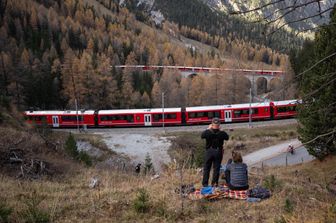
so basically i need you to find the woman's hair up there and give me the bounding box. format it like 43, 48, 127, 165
232, 151, 243, 163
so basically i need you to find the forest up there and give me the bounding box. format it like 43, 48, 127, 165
0, 0, 288, 111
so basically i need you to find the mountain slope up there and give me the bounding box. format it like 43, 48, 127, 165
204, 0, 334, 31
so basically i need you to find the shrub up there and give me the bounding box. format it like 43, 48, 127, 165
20, 193, 50, 223
65, 134, 94, 167
284, 198, 294, 213
170, 134, 204, 167
274, 216, 286, 223
154, 199, 168, 217
144, 153, 154, 174
65, 133, 79, 158
133, 188, 150, 213
0, 202, 12, 223
263, 175, 282, 191
78, 151, 92, 167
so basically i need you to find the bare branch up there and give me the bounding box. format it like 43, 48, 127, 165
303, 75, 336, 99
302, 128, 336, 146
296, 51, 336, 78
293, 22, 336, 36
260, 0, 319, 25
267, 7, 334, 35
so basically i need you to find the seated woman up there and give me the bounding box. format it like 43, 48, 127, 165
225, 151, 249, 190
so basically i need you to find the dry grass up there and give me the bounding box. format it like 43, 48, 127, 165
1, 155, 335, 223
167, 123, 298, 165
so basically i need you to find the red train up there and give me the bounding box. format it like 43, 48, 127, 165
24, 100, 299, 128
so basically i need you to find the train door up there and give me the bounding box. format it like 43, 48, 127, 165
224, 110, 232, 122
52, 116, 59, 127
144, 114, 152, 126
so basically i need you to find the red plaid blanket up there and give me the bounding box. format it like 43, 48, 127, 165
188, 185, 247, 201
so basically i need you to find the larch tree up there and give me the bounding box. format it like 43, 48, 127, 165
151, 81, 161, 108
189, 75, 205, 106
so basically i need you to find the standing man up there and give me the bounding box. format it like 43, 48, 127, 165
201, 117, 229, 187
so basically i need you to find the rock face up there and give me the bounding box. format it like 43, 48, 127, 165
133, 0, 334, 31
201, 0, 334, 31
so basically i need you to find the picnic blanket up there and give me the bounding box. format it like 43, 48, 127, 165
188, 184, 248, 201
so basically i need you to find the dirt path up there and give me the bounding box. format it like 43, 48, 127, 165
97, 132, 171, 172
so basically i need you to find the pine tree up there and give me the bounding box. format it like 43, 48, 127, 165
297, 6, 336, 159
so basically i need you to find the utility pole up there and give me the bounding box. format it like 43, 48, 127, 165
162, 92, 165, 132
75, 98, 79, 132
249, 87, 252, 128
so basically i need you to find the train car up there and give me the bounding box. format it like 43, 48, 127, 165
226, 102, 271, 122
272, 100, 299, 119
97, 108, 182, 127
185, 105, 223, 125
24, 110, 96, 127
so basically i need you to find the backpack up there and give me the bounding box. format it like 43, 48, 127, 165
247, 186, 271, 199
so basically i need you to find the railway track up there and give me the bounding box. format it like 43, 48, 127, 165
57, 119, 297, 134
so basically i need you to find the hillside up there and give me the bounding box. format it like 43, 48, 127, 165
127, 0, 307, 52
1, 140, 335, 222
0, 0, 292, 112
204, 0, 333, 31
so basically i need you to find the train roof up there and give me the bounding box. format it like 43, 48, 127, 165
186, 102, 270, 112
98, 107, 181, 115
273, 100, 299, 106
25, 110, 95, 115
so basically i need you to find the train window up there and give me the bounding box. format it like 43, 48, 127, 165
167, 113, 177, 119
196, 112, 208, 118
253, 108, 258, 114
126, 115, 134, 122
278, 106, 296, 113
33, 116, 46, 121
234, 110, 241, 117
153, 114, 160, 122
214, 112, 220, 118
153, 113, 177, 121
188, 112, 196, 118
100, 115, 134, 122
62, 116, 83, 122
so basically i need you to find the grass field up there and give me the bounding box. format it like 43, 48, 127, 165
1, 121, 335, 223
1, 155, 335, 222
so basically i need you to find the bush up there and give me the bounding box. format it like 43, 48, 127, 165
65, 133, 79, 158
263, 175, 282, 191
133, 188, 150, 213
64, 133, 92, 167
284, 198, 294, 213
78, 151, 92, 167
274, 216, 286, 223
154, 199, 168, 217
170, 134, 204, 168
20, 193, 50, 223
0, 202, 12, 223
144, 153, 154, 174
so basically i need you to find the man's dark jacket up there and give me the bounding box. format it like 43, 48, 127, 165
201, 129, 229, 150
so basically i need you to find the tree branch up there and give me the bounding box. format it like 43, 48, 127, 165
302, 128, 336, 146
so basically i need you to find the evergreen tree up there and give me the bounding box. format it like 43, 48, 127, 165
144, 152, 154, 174
296, 6, 336, 159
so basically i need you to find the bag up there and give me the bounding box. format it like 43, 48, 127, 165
247, 186, 271, 199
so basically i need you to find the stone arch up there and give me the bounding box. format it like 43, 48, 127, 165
269, 77, 282, 92
256, 77, 268, 94
188, 73, 198, 78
